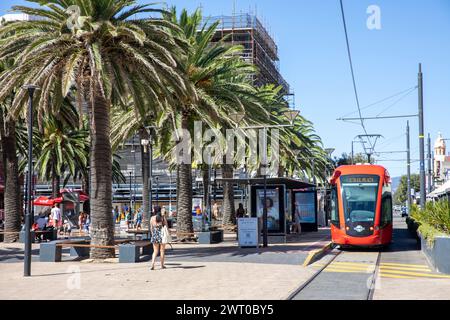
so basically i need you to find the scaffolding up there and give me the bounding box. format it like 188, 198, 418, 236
203, 14, 290, 95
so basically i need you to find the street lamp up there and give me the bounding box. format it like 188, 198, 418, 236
22, 84, 39, 277
230, 110, 300, 248
155, 176, 159, 207
131, 138, 137, 212
129, 171, 133, 213
142, 125, 156, 236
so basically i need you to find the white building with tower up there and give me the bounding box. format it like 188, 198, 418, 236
434, 133, 450, 185
428, 133, 450, 200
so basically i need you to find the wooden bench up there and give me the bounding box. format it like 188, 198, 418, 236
40, 238, 132, 262
125, 229, 150, 240
40, 239, 90, 262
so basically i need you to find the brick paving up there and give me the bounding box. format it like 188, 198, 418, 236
0, 229, 329, 300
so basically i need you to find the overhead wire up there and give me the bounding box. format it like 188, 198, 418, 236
376, 86, 417, 117
340, 85, 418, 118
339, 0, 375, 155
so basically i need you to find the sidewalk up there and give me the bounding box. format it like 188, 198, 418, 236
0, 229, 330, 300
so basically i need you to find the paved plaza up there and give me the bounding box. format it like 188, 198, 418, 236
1, 224, 450, 300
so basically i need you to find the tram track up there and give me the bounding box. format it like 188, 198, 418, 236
288, 247, 382, 300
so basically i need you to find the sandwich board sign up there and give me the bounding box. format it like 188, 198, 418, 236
238, 218, 259, 248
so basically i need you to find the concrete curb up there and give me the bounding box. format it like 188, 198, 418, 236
302, 241, 335, 267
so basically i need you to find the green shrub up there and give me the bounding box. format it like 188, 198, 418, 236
409, 201, 450, 245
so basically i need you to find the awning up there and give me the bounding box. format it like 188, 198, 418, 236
428, 180, 450, 198
33, 196, 56, 206
217, 177, 315, 190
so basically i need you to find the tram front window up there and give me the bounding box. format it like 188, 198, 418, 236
340, 175, 380, 223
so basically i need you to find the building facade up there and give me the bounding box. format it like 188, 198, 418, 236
434, 133, 450, 186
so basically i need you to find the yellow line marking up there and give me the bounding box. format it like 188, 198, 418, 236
332, 262, 373, 267
326, 267, 371, 272
380, 274, 416, 279
380, 262, 430, 268
380, 266, 432, 272
380, 269, 450, 279
325, 265, 374, 271
324, 268, 368, 273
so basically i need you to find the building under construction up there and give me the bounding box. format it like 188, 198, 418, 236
203, 14, 291, 95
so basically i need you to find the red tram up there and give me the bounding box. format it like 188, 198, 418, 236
329, 164, 393, 247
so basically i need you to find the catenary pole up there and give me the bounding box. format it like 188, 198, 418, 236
418, 64, 426, 208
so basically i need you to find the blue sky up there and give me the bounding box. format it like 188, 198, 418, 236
1, 0, 449, 178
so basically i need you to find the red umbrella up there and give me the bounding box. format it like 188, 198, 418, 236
54, 197, 63, 203
33, 196, 55, 207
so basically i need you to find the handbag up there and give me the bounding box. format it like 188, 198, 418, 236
161, 225, 172, 244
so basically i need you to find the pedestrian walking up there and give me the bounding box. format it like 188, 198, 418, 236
212, 201, 220, 220
126, 209, 133, 229
84, 214, 91, 233
78, 211, 86, 234
51, 203, 61, 233
292, 202, 302, 235
135, 208, 143, 230
150, 212, 169, 270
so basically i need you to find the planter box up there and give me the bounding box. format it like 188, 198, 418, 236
420, 234, 450, 274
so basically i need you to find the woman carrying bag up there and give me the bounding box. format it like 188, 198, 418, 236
150, 212, 171, 270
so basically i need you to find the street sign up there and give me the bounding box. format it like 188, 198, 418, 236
238, 218, 260, 248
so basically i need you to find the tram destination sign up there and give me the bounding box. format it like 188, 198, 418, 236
341, 175, 379, 184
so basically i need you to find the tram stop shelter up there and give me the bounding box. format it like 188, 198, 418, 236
219, 177, 318, 244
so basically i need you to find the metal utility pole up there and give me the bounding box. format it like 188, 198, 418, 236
23, 84, 38, 277
406, 121, 412, 210
351, 141, 354, 164
418, 64, 426, 208
129, 171, 132, 213
427, 133, 432, 194
262, 128, 268, 248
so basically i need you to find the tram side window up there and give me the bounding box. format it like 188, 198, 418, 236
381, 194, 393, 227
330, 187, 339, 227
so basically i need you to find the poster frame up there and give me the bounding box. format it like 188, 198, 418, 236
292, 189, 318, 232
250, 184, 286, 234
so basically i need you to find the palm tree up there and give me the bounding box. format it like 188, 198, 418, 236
0, 1, 193, 258
160, 8, 265, 239
34, 111, 89, 198
111, 103, 155, 226
0, 59, 22, 243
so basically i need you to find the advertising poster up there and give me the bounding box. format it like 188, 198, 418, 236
294, 192, 316, 223
238, 218, 259, 247
192, 198, 203, 216
256, 188, 280, 232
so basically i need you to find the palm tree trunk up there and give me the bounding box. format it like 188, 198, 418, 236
202, 165, 210, 220
139, 128, 150, 228
222, 162, 235, 226
51, 174, 60, 199
176, 114, 193, 240
1, 117, 21, 243
89, 87, 114, 259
